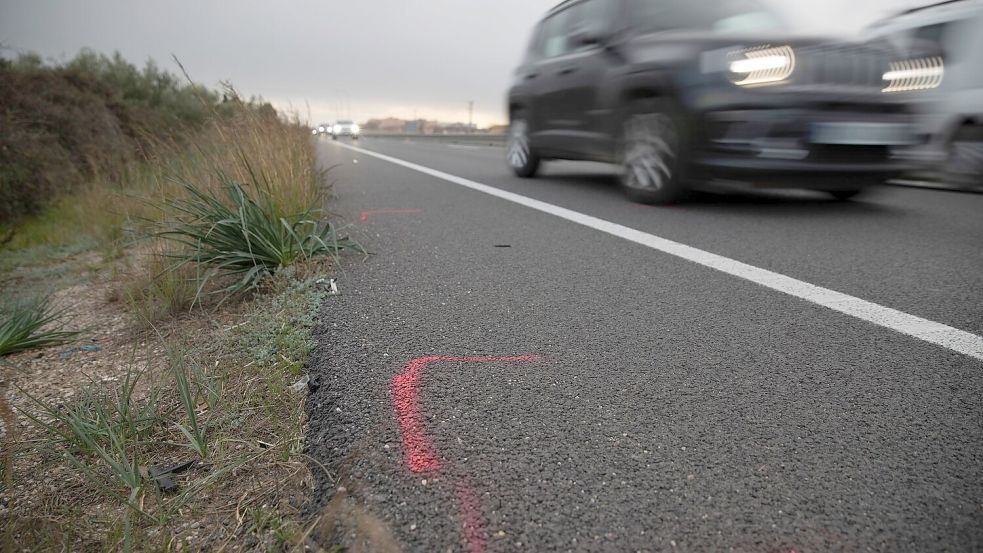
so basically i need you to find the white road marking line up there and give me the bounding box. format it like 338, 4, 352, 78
889, 179, 983, 194
334, 141, 983, 361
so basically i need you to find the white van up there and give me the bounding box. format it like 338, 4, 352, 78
866, 0, 983, 188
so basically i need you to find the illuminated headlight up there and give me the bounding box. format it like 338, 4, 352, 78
318, 126, 325, 133
882, 57, 944, 93
333, 125, 341, 134
312, 129, 318, 135
352, 124, 360, 134
727, 46, 795, 87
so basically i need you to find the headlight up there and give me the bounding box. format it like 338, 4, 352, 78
727, 45, 795, 87
318, 126, 325, 132
312, 129, 318, 135
882, 57, 944, 93
352, 124, 360, 134
333, 126, 340, 133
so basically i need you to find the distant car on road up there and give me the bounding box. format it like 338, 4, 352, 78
865, 0, 983, 189
315, 123, 331, 136
332, 120, 361, 140
507, 0, 925, 203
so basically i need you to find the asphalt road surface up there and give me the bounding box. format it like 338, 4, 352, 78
305, 137, 983, 553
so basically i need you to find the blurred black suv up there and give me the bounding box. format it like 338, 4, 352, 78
507, 0, 925, 203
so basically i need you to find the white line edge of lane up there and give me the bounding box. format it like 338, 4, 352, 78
335, 141, 983, 361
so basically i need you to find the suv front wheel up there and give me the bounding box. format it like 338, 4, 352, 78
507, 115, 540, 178
620, 99, 689, 204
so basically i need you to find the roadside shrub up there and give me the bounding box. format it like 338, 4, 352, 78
0, 64, 132, 221
0, 49, 238, 225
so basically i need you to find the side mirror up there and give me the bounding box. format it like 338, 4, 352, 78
570, 24, 607, 47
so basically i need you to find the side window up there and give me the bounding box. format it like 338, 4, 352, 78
566, 2, 590, 52
540, 0, 617, 58
581, 0, 615, 32
569, 0, 616, 51
541, 9, 573, 58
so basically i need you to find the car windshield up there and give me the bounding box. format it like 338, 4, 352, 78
631, 0, 784, 33
338, 120, 354, 125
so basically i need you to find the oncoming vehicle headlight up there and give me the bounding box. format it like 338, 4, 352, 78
333, 125, 341, 134
352, 124, 360, 134
882, 57, 944, 93
727, 45, 795, 87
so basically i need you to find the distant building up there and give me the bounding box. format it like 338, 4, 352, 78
362, 117, 490, 134
363, 117, 405, 133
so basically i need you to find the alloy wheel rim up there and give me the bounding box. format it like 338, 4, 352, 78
622, 114, 679, 190
507, 120, 532, 169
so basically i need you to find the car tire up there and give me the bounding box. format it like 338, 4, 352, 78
942, 124, 983, 190
332, 135, 338, 141
619, 99, 691, 204
828, 189, 863, 201
507, 113, 540, 178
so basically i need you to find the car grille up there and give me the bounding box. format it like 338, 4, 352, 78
792, 45, 892, 92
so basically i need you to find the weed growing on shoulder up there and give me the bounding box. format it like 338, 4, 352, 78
156, 168, 361, 304
0, 295, 79, 357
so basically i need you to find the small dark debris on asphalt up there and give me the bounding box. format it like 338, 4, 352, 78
149, 460, 197, 494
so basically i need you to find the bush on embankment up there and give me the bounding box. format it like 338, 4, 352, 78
0, 50, 276, 225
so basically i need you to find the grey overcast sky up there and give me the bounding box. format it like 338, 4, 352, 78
1, 0, 917, 127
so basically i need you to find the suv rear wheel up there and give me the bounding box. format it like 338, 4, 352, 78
943, 124, 983, 189
620, 99, 689, 204
507, 114, 540, 178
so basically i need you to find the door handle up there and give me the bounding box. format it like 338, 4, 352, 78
558, 67, 577, 75
525, 73, 539, 80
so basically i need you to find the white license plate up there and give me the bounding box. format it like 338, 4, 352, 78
810, 122, 916, 146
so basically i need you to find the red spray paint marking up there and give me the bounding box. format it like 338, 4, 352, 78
390, 355, 542, 474
456, 479, 486, 553
391, 355, 801, 553
390, 355, 544, 553
359, 208, 423, 222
